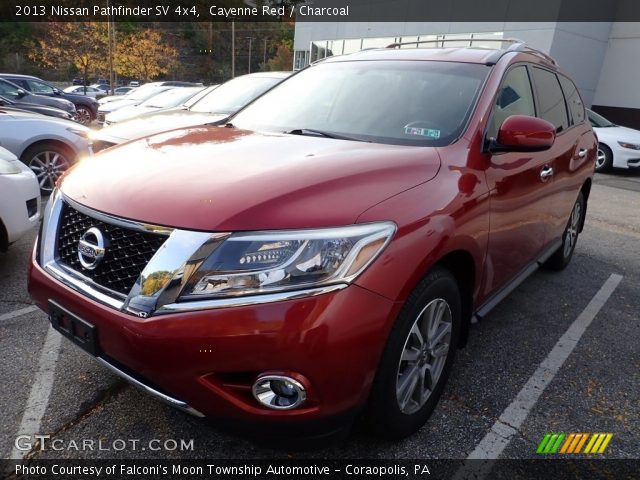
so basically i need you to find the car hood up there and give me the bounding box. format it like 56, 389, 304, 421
98, 98, 140, 113
26, 94, 75, 112
92, 110, 227, 143
61, 126, 441, 231
594, 125, 640, 144
0, 108, 79, 127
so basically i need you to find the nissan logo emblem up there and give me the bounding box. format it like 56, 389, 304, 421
78, 227, 107, 270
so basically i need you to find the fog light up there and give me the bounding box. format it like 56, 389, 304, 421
252, 375, 306, 410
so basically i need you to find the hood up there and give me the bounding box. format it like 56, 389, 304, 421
98, 98, 140, 113
61, 127, 441, 231
10, 103, 71, 119
105, 105, 167, 124
0, 108, 81, 128
26, 94, 75, 112
597, 125, 640, 143
92, 110, 226, 143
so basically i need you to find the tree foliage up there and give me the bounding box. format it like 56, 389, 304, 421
264, 40, 293, 71
115, 29, 179, 82
27, 22, 108, 82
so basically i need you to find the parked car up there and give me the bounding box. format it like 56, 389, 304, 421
0, 78, 76, 116
0, 74, 99, 125
0, 109, 90, 193
91, 72, 289, 150
113, 86, 134, 96
90, 84, 111, 93
98, 88, 138, 105
0, 146, 40, 251
129, 81, 140, 87
29, 43, 595, 441
587, 109, 640, 172
96, 84, 176, 123
104, 86, 204, 125
63, 85, 104, 98
0, 94, 74, 120
72, 77, 86, 86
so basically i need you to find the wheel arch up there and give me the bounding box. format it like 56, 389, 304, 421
434, 250, 475, 348
19, 138, 77, 163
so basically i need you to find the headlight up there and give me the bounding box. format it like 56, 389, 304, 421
618, 141, 640, 150
0, 158, 21, 175
180, 222, 396, 299
67, 127, 90, 139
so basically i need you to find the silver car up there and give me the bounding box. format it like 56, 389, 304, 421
0, 109, 90, 194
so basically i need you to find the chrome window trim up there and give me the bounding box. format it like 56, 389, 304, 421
155, 284, 348, 315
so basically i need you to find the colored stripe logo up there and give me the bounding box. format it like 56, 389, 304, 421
537, 433, 613, 454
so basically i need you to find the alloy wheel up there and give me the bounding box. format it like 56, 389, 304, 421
563, 201, 582, 258
28, 151, 70, 194
396, 298, 452, 415
74, 107, 92, 125
596, 149, 606, 169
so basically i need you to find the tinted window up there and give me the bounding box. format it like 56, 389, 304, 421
27, 79, 55, 94
0, 79, 21, 99
558, 75, 585, 125
232, 61, 489, 146
531, 67, 569, 132
487, 66, 535, 140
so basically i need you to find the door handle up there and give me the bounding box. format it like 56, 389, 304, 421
540, 166, 554, 181
578, 149, 587, 158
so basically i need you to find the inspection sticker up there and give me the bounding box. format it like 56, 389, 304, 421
404, 127, 441, 139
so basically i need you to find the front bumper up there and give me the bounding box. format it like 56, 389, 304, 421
612, 144, 640, 169
29, 251, 399, 426
0, 169, 40, 248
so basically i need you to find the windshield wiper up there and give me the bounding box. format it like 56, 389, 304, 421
286, 128, 368, 142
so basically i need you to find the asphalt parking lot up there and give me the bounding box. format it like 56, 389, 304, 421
1, 172, 638, 463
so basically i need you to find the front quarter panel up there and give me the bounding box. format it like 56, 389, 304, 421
355, 145, 490, 305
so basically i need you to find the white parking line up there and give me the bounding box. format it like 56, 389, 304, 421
455, 273, 623, 479
9, 325, 62, 460
0, 305, 39, 322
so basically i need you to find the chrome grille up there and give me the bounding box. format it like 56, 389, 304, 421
56, 202, 167, 296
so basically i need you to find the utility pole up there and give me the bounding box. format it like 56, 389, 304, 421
231, 21, 235, 78
247, 37, 253, 73
263, 38, 267, 66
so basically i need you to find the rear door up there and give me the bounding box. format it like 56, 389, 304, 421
529, 67, 593, 244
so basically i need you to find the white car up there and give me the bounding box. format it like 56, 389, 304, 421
63, 85, 104, 98
0, 109, 91, 194
0, 146, 40, 251
104, 86, 204, 125
96, 84, 175, 123
588, 109, 640, 172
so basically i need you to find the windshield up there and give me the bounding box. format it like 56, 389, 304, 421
189, 76, 284, 114
232, 61, 489, 146
127, 86, 170, 102
140, 87, 203, 108
587, 109, 614, 128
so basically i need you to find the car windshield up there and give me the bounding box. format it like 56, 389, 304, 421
140, 87, 203, 108
127, 86, 170, 102
232, 61, 489, 146
587, 109, 614, 128
189, 76, 284, 114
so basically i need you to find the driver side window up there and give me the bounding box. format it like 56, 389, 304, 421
27, 80, 55, 94
487, 66, 536, 140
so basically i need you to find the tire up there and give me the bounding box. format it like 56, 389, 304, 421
74, 106, 93, 125
543, 191, 585, 271
364, 267, 461, 440
595, 144, 613, 173
21, 143, 74, 195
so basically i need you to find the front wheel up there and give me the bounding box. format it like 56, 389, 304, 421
74, 106, 93, 125
544, 192, 585, 271
595, 144, 613, 173
21, 143, 74, 195
364, 267, 460, 440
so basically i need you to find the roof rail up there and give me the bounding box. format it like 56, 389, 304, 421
386, 37, 525, 49
386, 37, 557, 67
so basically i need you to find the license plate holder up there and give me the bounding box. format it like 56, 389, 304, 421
48, 300, 99, 356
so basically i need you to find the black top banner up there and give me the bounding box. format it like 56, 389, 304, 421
1, 0, 640, 22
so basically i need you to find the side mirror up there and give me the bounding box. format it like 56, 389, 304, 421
16, 89, 27, 99
491, 115, 556, 152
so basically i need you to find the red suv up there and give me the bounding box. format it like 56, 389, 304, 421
29, 41, 595, 441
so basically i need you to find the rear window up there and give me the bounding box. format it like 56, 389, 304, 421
531, 67, 569, 132
558, 74, 585, 125
232, 61, 490, 146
